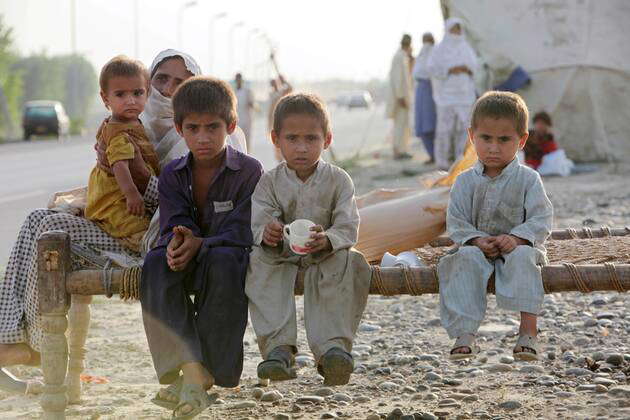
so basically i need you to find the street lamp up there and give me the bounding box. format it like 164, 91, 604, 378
134, 0, 139, 58
208, 12, 228, 75
245, 28, 261, 78
177, 0, 198, 50
228, 21, 245, 77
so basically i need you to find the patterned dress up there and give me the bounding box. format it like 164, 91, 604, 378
0, 178, 158, 352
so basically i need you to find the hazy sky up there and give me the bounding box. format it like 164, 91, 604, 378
0, 0, 444, 81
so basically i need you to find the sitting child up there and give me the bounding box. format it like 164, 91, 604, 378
438, 91, 553, 361
140, 77, 263, 418
246, 93, 371, 386
86, 55, 160, 252
523, 111, 558, 169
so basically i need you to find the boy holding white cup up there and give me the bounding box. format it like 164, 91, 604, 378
246, 93, 371, 386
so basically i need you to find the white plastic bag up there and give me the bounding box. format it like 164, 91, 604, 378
537, 149, 574, 177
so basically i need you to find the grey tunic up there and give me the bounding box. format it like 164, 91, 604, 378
437, 158, 553, 338
245, 161, 371, 361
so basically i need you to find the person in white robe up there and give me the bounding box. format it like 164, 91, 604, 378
428, 18, 478, 170
233, 73, 255, 151
386, 34, 414, 160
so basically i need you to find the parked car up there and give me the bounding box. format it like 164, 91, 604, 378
22, 100, 70, 140
347, 91, 374, 109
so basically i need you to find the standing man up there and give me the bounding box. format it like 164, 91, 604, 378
413, 32, 437, 164
386, 34, 414, 160
234, 73, 255, 151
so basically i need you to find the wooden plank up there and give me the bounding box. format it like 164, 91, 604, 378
66, 264, 630, 297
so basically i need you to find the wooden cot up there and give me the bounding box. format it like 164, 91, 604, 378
35, 227, 630, 419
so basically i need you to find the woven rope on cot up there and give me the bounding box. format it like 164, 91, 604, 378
582, 227, 593, 239
372, 266, 393, 296
432, 266, 439, 292
119, 266, 142, 301
101, 267, 113, 298
600, 225, 611, 237
604, 262, 626, 293
562, 262, 591, 293
566, 228, 578, 239
402, 266, 421, 295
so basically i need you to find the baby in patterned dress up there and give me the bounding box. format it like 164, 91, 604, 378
85, 56, 160, 252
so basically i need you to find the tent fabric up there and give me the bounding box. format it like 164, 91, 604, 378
441, 0, 630, 162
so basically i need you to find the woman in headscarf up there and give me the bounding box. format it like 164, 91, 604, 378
0, 49, 244, 395
428, 18, 478, 170
413, 32, 437, 164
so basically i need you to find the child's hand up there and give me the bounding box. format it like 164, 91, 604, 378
494, 234, 529, 254
305, 225, 332, 254
472, 236, 500, 259
167, 226, 185, 254
167, 226, 202, 271
263, 221, 284, 247
126, 191, 145, 217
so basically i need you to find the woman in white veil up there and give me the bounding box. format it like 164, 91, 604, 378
428, 18, 478, 170
141, 49, 247, 167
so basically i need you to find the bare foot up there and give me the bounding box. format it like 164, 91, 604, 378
0, 343, 36, 366
515, 311, 538, 353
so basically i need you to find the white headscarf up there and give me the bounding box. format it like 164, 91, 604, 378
413, 34, 434, 81
140, 49, 247, 168
427, 18, 478, 106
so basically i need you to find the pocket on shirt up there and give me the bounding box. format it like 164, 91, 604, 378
497, 202, 524, 223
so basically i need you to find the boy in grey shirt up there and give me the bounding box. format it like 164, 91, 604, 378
438, 91, 553, 361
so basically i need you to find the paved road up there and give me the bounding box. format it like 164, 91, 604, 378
0, 105, 389, 266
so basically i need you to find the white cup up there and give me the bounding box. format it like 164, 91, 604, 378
283, 219, 316, 255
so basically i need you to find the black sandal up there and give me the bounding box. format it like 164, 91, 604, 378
318, 348, 354, 386
257, 347, 296, 381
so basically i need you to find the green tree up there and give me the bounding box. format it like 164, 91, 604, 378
0, 15, 23, 139
14, 52, 97, 131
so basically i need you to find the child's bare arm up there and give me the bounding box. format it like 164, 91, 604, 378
112, 160, 145, 217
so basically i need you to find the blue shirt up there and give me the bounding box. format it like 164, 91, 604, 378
156, 145, 263, 260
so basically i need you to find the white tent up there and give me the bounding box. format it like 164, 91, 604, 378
441, 0, 630, 162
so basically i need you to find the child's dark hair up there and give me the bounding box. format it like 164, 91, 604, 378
273, 93, 331, 136
533, 111, 552, 126
99, 55, 149, 92
172, 76, 237, 126
470, 91, 529, 135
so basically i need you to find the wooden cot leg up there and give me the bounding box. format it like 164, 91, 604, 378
66, 294, 91, 404
38, 231, 71, 420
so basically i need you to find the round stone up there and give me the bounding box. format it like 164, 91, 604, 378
314, 387, 334, 397
498, 400, 522, 410
261, 390, 283, 402
606, 353, 624, 366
